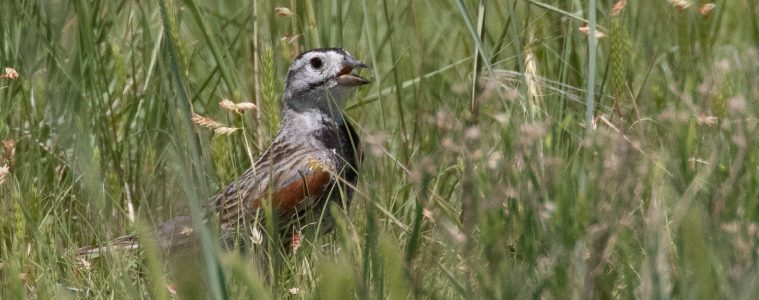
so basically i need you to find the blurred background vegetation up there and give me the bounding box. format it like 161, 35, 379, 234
1, 0, 759, 298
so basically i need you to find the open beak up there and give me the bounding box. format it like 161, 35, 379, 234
335, 57, 371, 86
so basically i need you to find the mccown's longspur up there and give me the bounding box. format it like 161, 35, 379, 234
78, 48, 370, 255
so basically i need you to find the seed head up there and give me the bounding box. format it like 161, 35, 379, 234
1, 67, 18, 79
275, 7, 293, 17
220, 98, 257, 113
670, 0, 692, 11
612, 0, 627, 16
698, 3, 716, 17
0, 165, 9, 186
579, 26, 606, 39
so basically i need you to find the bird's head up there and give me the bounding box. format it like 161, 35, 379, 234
282, 48, 370, 114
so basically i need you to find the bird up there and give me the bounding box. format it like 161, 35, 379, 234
78, 48, 370, 257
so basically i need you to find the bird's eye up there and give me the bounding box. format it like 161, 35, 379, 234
309, 57, 323, 69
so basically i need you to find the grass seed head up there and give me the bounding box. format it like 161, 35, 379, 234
179, 226, 193, 236
2, 140, 15, 169
699, 3, 716, 18
696, 113, 718, 126
1, 67, 18, 79
0, 165, 10, 185
579, 25, 606, 38
213, 127, 240, 135
275, 7, 293, 17
728, 96, 747, 116
612, 0, 627, 16
166, 285, 177, 297
220, 98, 258, 113
464, 126, 481, 141
249, 226, 263, 245
219, 99, 238, 112
487, 151, 503, 170
290, 233, 301, 252
75, 257, 92, 270
670, 0, 692, 11
192, 113, 225, 129
192, 113, 240, 135
364, 133, 389, 157
234, 102, 257, 111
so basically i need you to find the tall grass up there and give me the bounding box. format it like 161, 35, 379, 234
2, 0, 759, 298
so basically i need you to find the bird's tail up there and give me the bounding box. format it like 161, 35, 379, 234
76, 234, 140, 259
75, 215, 197, 259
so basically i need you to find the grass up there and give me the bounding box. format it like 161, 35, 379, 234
2, 0, 759, 298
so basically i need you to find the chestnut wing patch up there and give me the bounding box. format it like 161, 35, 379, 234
214, 150, 336, 226
249, 169, 333, 213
